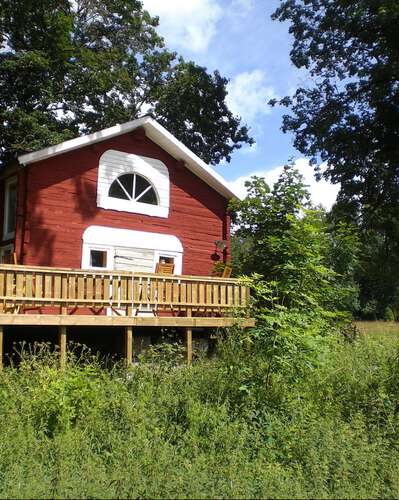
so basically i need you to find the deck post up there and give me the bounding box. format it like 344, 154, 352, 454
59, 326, 67, 369
185, 309, 193, 366
125, 325, 133, 366
0, 325, 3, 371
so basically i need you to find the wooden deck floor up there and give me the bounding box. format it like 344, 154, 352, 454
0, 314, 255, 328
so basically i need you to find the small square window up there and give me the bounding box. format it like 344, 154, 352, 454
90, 250, 107, 268
159, 256, 174, 264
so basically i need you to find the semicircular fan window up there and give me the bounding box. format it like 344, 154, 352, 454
108, 173, 158, 205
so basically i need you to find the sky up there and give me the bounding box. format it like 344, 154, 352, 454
142, 0, 339, 208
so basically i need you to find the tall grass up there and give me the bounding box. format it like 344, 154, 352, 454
0, 333, 398, 499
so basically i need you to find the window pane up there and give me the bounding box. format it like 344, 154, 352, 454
6, 182, 17, 235
90, 250, 107, 268
118, 174, 134, 197
159, 256, 174, 264
109, 173, 158, 205
139, 188, 158, 205
109, 174, 134, 200
134, 175, 151, 198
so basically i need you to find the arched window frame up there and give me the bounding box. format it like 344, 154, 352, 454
97, 150, 170, 218
108, 172, 159, 206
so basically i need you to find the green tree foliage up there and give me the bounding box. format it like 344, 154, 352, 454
272, 0, 399, 319
271, 0, 399, 216
0, 0, 252, 166
231, 164, 358, 313
231, 165, 359, 375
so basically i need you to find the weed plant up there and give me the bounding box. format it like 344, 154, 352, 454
0, 332, 398, 499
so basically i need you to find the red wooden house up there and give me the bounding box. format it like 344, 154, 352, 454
0, 116, 253, 366
0, 115, 234, 275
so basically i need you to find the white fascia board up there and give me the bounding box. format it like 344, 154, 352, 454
143, 120, 241, 200
18, 116, 150, 166
18, 116, 241, 200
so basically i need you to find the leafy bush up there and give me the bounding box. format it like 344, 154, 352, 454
0, 335, 398, 499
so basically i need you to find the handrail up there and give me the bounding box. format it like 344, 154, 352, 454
0, 264, 238, 283
0, 264, 249, 316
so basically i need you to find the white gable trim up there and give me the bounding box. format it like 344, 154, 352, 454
82, 225, 183, 252
17, 116, 240, 200
97, 150, 170, 218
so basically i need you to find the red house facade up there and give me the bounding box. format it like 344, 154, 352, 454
0, 116, 236, 276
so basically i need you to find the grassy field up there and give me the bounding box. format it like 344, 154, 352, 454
356, 320, 399, 337
0, 330, 398, 499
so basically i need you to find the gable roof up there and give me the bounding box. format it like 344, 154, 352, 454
17, 116, 239, 200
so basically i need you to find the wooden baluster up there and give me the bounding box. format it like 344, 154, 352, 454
199, 283, 205, 308
35, 274, 43, 301
191, 282, 197, 311
61, 274, 68, 315
220, 284, 226, 308
234, 285, 240, 307
165, 279, 172, 304
120, 276, 127, 310
206, 283, 212, 312
54, 274, 61, 308
180, 282, 187, 309
127, 277, 133, 316
173, 282, 180, 312
227, 285, 233, 308
77, 275, 85, 306
241, 285, 250, 310
86, 275, 94, 306
158, 279, 164, 307
213, 284, 219, 311
45, 273, 52, 301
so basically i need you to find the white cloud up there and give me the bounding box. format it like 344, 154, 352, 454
231, 0, 255, 14
226, 70, 276, 123
228, 159, 340, 210
142, 0, 222, 53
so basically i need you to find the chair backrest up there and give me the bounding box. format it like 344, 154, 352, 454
221, 265, 232, 278
1, 251, 17, 265
155, 262, 175, 275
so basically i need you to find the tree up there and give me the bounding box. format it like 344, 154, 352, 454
230, 164, 358, 313
0, 0, 252, 167
231, 166, 356, 378
230, 164, 310, 278
153, 60, 253, 165
271, 0, 399, 218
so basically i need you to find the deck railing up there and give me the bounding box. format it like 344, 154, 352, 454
0, 264, 250, 316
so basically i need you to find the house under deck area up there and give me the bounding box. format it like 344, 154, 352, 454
0, 264, 255, 367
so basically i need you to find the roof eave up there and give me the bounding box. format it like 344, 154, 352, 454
17, 116, 241, 200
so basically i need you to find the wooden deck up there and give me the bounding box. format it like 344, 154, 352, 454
0, 264, 254, 367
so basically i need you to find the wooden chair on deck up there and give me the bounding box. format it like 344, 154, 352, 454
155, 262, 175, 275
1, 252, 17, 265
221, 265, 232, 278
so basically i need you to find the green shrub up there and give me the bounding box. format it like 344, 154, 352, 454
0, 336, 398, 499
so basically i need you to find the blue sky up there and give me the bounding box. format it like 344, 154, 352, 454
142, 0, 339, 208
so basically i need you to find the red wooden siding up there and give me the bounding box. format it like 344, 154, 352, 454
14, 129, 230, 276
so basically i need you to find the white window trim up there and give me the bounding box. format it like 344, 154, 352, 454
3, 176, 17, 240
81, 244, 115, 271
97, 150, 170, 218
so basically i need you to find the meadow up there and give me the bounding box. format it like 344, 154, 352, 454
0, 323, 398, 499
